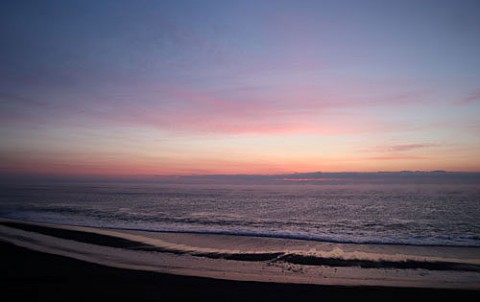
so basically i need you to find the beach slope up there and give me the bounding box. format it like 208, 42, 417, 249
1, 218, 480, 301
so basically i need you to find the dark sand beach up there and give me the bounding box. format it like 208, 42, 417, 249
1, 219, 480, 301
2, 241, 480, 302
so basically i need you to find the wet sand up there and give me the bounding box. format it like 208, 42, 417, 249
1, 218, 480, 301
3, 241, 480, 302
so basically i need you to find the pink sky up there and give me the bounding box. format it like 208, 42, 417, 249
1, 1, 480, 176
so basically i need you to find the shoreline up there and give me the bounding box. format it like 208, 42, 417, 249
2, 219, 480, 272
1, 217, 480, 291
95, 227, 480, 249
3, 241, 480, 301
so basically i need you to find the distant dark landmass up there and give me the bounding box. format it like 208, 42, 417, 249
155, 171, 480, 185
2, 171, 480, 185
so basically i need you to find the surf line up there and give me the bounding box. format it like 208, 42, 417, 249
2, 221, 479, 272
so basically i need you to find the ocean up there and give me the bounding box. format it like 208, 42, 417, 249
1, 174, 479, 248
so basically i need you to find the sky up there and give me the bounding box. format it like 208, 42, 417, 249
1, 0, 480, 176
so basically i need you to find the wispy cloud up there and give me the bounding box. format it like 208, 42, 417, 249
385, 144, 435, 152
0, 92, 51, 124
358, 143, 439, 162
77, 87, 383, 136
365, 156, 428, 161
362, 143, 437, 153
459, 89, 480, 104
1, 83, 437, 138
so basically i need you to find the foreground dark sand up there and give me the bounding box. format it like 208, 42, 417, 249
2, 241, 480, 302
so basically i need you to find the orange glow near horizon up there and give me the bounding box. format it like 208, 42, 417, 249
2, 138, 479, 176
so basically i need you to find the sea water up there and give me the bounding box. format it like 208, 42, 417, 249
1, 179, 479, 247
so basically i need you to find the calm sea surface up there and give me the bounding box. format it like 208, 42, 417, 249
1, 180, 479, 247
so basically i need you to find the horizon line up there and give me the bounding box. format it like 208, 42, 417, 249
2, 170, 480, 179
